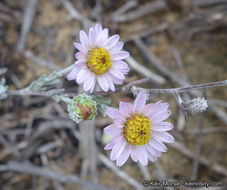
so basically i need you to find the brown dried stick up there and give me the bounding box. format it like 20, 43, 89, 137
113, 0, 168, 23
133, 39, 227, 124
169, 141, 227, 176
17, 0, 39, 52
0, 161, 115, 190
99, 153, 144, 190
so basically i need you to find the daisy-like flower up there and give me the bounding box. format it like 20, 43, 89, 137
67, 24, 130, 93
104, 92, 174, 166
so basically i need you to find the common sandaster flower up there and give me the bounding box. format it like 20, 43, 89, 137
104, 92, 174, 166
67, 24, 130, 92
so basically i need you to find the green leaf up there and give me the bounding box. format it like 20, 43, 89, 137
93, 95, 111, 116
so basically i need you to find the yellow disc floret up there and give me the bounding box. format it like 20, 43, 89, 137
87, 48, 112, 75
124, 114, 151, 146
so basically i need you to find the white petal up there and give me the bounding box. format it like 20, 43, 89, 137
151, 122, 173, 132
83, 71, 95, 91
106, 107, 124, 120
147, 151, 157, 162
75, 52, 86, 61
150, 110, 171, 123
104, 73, 115, 91
119, 102, 133, 118
109, 73, 123, 85
95, 24, 102, 34
76, 69, 88, 84
73, 42, 87, 54
145, 144, 161, 158
130, 145, 139, 162
67, 67, 79, 81
149, 138, 167, 152
110, 140, 126, 161
152, 131, 174, 143
104, 35, 120, 50
79, 31, 89, 48
97, 28, 109, 46
104, 124, 122, 136
108, 42, 124, 54
97, 75, 108, 92
88, 27, 96, 47
138, 146, 148, 166
111, 51, 129, 61
116, 144, 130, 166
133, 92, 147, 113
109, 67, 125, 80
104, 142, 114, 150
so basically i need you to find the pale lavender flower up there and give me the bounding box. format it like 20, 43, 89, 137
67, 24, 130, 92
104, 92, 174, 166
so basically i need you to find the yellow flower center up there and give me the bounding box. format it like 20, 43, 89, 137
87, 48, 112, 75
124, 114, 151, 146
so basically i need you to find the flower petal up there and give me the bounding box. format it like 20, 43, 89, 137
104, 124, 122, 136
147, 151, 157, 162
150, 110, 171, 123
133, 92, 147, 113
95, 23, 102, 34
113, 119, 125, 128
111, 51, 129, 61
151, 122, 173, 132
149, 138, 167, 152
97, 75, 109, 92
109, 73, 123, 85
104, 142, 114, 150
145, 101, 162, 117
76, 69, 88, 84
145, 144, 162, 158
74, 42, 87, 54
110, 140, 126, 161
116, 144, 130, 166
108, 67, 125, 80
141, 103, 155, 116
106, 108, 123, 119
104, 73, 115, 91
152, 131, 174, 143
89, 27, 96, 47
89, 80, 96, 93
130, 145, 139, 162
97, 28, 109, 46
108, 42, 124, 54
112, 61, 130, 74
104, 34, 120, 50
79, 31, 89, 48
138, 146, 148, 166
83, 71, 95, 92
67, 67, 79, 81
110, 134, 124, 144
119, 102, 133, 118
75, 52, 86, 61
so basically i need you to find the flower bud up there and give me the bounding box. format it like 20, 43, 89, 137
182, 97, 208, 114
67, 94, 96, 123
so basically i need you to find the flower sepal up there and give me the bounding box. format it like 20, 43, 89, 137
67, 94, 97, 123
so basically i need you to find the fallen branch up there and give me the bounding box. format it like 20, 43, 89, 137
16, 0, 39, 52
99, 153, 144, 190
169, 141, 227, 176
0, 161, 115, 190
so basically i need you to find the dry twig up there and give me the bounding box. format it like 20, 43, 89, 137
17, 0, 39, 52
0, 161, 115, 190
169, 141, 227, 176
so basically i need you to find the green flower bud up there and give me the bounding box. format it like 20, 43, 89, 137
67, 94, 97, 123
